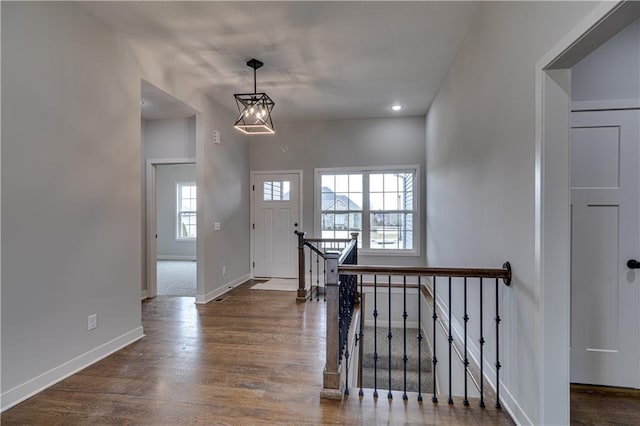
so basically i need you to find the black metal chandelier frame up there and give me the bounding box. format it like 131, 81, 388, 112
233, 59, 275, 135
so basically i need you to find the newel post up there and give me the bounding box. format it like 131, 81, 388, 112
321, 252, 343, 399
295, 231, 308, 301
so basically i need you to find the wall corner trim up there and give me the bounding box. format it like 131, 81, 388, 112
1, 326, 145, 412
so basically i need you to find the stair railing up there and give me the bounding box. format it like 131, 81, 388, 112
320, 238, 359, 399
295, 231, 358, 301
322, 261, 512, 411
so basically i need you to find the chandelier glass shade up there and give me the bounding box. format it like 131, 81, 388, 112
233, 59, 275, 135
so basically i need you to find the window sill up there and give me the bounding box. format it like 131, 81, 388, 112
175, 238, 196, 242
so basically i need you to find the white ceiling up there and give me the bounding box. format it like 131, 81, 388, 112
82, 1, 479, 121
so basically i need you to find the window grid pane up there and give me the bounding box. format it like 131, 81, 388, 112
318, 170, 415, 252
263, 180, 291, 201
178, 183, 197, 239
320, 173, 363, 248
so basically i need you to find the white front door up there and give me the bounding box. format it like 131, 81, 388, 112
570, 109, 640, 388
252, 172, 301, 278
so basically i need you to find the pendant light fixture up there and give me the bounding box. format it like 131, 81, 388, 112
233, 58, 275, 135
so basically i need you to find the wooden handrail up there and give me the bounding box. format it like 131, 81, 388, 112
303, 241, 326, 258
338, 262, 511, 285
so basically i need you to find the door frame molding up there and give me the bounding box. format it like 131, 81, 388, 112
146, 158, 196, 298
535, 1, 639, 424
249, 169, 303, 278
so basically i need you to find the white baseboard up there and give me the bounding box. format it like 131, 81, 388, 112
195, 273, 251, 304
1, 326, 144, 412
141, 290, 148, 300
157, 255, 196, 261
499, 380, 534, 426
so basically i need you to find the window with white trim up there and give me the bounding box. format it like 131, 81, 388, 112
177, 182, 196, 240
316, 166, 418, 254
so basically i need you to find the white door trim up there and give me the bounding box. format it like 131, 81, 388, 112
145, 158, 196, 298
535, 1, 639, 424
249, 170, 303, 278
572, 98, 640, 111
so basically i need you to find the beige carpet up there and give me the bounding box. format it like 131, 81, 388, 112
250, 278, 299, 292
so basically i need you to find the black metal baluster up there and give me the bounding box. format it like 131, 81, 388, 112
316, 251, 320, 302
323, 253, 327, 302
417, 276, 423, 402
432, 276, 438, 403
463, 277, 469, 406
359, 274, 364, 397
448, 276, 453, 405
310, 248, 316, 301
388, 275, 393, 400
479, 277, 485, 408
402, 275, 408, 401
373, 275, 378, 399
344, 347, 350, 396
495, 277, 502, 410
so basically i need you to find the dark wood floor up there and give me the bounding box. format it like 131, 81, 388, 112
571, 384, 640, 425
2, 280, 512, 425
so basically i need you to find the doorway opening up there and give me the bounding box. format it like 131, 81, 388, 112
141, 80, 199, 300
155, 163, 197, 297
536, 2, 640, 424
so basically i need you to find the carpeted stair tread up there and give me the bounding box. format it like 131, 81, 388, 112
360, 326, 431, 370
359, 326, 434, 393
361, 353, 432, 371
360, 367, 433, 394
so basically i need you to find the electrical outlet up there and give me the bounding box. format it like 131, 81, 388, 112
222, 266, 227, 275
213, 130, 221, 145
88, 314, 97, 331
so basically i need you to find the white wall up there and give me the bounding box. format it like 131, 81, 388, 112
156, 164, 196, 259
424, 2, 598, 424
1, 1, 251, 408
249, 117, 426, 267
143, 117, 196, 159
572, 18, 640, 102
1, 1, 143, 407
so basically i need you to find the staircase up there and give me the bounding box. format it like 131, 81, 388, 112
360, 326, 433, 393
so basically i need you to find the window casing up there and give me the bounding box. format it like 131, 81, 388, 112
176, 182, 196, 240
315, 166, 419, 255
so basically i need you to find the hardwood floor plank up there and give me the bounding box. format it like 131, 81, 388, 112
2, 281, 512, 425
570, 384, 640, 425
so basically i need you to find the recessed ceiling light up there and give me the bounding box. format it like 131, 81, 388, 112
391, 105, 402, 111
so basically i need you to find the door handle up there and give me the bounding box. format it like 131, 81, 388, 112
627, 259, 640, 269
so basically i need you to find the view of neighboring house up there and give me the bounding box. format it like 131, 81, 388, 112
321, 187, 362, 232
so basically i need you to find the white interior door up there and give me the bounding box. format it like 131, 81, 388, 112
253, 172, 301, 278
570, 109, 640, 388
